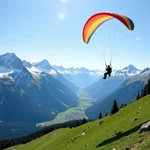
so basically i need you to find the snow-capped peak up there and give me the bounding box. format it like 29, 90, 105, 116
33, 60, 59, 76
139, 67, 150, 76
0, 53, 23, 70
52, 65, 104, 76
26, 66, 42, 78
33, 59, 53, 73
114, 64, 141, 77
122, 64, 138, 73
0, 53, 32, 83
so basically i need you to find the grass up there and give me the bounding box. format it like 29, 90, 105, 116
6, 94, 150, 150
138, 134, 150, 150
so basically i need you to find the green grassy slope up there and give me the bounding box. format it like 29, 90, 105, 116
6, 95, 150, 150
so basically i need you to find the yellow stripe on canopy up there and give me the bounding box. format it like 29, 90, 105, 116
82, 12, 134, 44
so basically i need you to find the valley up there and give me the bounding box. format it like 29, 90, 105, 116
37, 88, 97, 126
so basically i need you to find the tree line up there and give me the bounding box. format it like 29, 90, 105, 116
98, 78, 150, 120
136, 79, 150, 100
0, 119, 92, 150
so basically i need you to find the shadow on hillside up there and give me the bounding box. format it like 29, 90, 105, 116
96, 124, 142, 148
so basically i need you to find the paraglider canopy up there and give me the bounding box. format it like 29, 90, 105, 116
82, 12, 134, 44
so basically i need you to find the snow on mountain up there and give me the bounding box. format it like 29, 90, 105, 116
139, 67, 150, 76
52, 66, 118, 77
114, 64, 141, 77
26, 66, 58, 79
0, 53, 33, 85
52, 66, 103, 87
22, 60, 48, 79
0, 66, 21, 75
0, 53, 23, 70
31, 60, 78, 91
89, 70, 104, 76
33, 60, 59, 76
26, 66, 42, 79
0, 53, 24, 80
1, 53, 146, 88
52, 65, 104, 76
0, 72, 11, 79
49, 69, 58, 75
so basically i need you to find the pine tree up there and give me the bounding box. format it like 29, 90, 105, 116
147, 79, 150, 95
120, 104, 124, 108
140, 89, 145, 98
136, 92, 140, 100
98, 112, 102, 119
144, 85, 147, 96
140, 79, 150, 98
110, 100, 119, 115
83, 117, 87, 124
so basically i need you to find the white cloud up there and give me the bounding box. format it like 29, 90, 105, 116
135, 37, 140, 41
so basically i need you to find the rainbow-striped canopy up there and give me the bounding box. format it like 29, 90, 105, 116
82, 12, 134, 44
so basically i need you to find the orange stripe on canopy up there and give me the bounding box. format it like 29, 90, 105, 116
82, 12, 134, 43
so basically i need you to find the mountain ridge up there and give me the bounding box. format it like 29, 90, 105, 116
0, 53, 79, 123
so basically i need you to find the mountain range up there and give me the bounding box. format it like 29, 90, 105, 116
52, 65, 103, 87
0, 53, 78, 123
23, 60, 78, 92
52, 64, 142, 87
1, 52, 149, 140
0, 53, 145, 123
84, 64, 141, 103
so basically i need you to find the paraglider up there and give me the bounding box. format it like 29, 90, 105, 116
103, 63, 112, 79
82, 11, 134, 79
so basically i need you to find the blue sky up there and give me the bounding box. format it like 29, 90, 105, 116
0, 0, 150, 70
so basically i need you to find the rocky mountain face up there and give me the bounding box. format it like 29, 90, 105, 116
0, 53, 78, 123
32, 60, 79, 92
